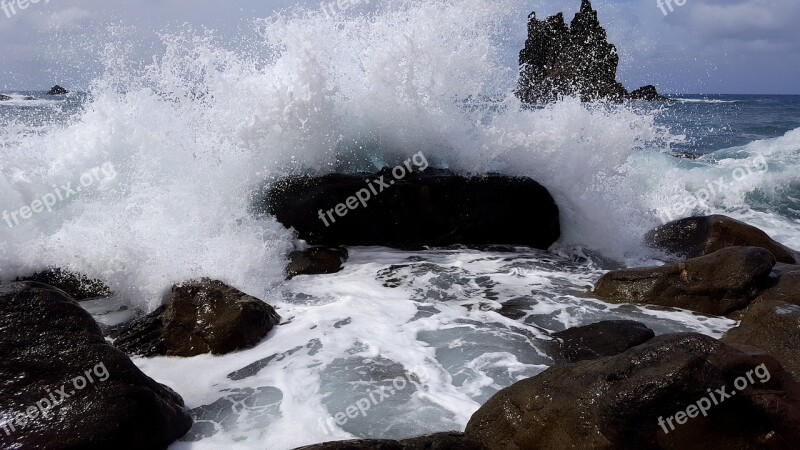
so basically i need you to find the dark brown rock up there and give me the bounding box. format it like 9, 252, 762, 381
466, 333, 800, 450
646, 215, 800, 264
113, 279, 281, 357
287, 247, 349, 279
758, 271, 800, 306
593, 247, 775, 316
15, 268, 111, 301
294, 432, 486, 450
551, 320, 655, 363
266, 169, 560, 250
0, 282, 192, 449
723, 300, 800, 379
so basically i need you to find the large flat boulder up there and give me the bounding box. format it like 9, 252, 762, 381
646, 215, 800, 264
466, 333, 800, 449
593, 247, 775, 316
723, 300, 800, 379
0, 282, 192, 449
294, 432, 486, 450
266, 169, 560, 250
113, 279, 281, 357
551, 320, 655, 363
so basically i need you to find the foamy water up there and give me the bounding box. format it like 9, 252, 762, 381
1, 0, 799, 448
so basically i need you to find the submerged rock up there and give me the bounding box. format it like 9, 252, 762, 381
0, 94, 10, 101
15, 267, 111, 301
551, 320, 655, 363
0, 282, 192, 449
593, 247, 775, 316
295, 432, 486, 450
46, 85, 68, 95
646, 215, 800, 264
723, 300, 800, 379
466, 333, 800, 449
287, 247, 349, 279
114, 279, 281, 357
267, 169, 560, 250
517, 0, 663, 103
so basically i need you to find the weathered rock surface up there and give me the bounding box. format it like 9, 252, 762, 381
466, 333, 800, 450
758, 271, 800, 305
287, 247, 349, 279
0, 282, 192, 449
114, 279, 281, 357
594, 247, 775, 316
723, 300, 800, 379
267, 169, 560, 250
551, 320, 655, 363
517, 0, 664, 103
646, 215, 800, 264
15, 268, 111, 301
294, 432, 486, 450
46, 85, 68, 95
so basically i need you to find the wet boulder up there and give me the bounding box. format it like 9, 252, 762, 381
593, 247, 775, 316
629, 85, 668, 101
15, 268, 111, 301
551, 320, 655, 363
0, 94, 10, 101
287, 247, 349, 279
294, 432, 486, 450
646, 215, 800, 264
723, 300, 800, 379
466, 333, 800, 450
0, 282, 192, 449
757, 271, 800, 306
266, 169, 560, 250
114, 279, 280, 357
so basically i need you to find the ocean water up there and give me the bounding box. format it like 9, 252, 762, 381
1, 1, 799, 448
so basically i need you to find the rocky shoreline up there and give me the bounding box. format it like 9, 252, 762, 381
3, 179, 799, 449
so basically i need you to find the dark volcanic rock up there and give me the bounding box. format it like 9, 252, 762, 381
46, 85, 68, 95
0, 282, 192, 449
15, 268, 111, 301
517, 0, 663, 103
0, 94, 10, 101
466, 333, 800, 450
551, 320, 655, 363
267, 169, 560, 250
287, 247, 349, 279
629, 85, 668, 101
593, 247, 775, 316
294, 432, 486, 450
646, 215, 800, 264
114, 279, 281, 357
723, 300, 800, 379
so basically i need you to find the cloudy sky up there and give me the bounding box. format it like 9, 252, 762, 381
0, 0, 798, 94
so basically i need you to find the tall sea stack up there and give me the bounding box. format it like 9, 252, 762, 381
518, 0, 665, 103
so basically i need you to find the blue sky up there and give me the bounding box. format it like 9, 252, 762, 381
0, 0, 798, 94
